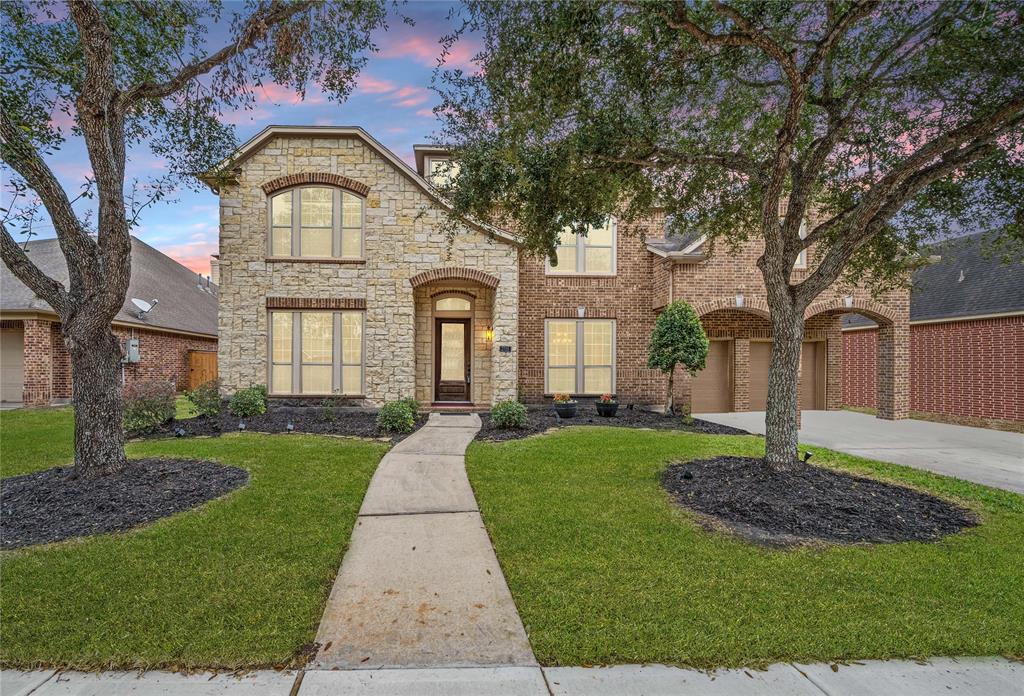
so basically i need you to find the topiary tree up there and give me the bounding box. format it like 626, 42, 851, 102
647, 300, 709, 414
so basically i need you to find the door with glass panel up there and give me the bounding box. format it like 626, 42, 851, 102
434, 318, 470, 402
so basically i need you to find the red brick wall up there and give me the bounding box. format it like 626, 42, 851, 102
517, 214, 668, 403
842, 316, 1024, 422
5, 317, 216, 405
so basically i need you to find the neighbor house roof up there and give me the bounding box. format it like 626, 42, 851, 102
843, 232, 1024, 328
645, 221, 708, 261
199, 125, 520, 245
1, 236, 218, 337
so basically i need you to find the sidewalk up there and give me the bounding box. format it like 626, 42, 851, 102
4, 657, 1020, 695
311, 411, 536, 669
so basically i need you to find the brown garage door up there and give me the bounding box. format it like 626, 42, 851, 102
691, 340, 732, 413
799, 341, 826, 410
749, 341, 772, 410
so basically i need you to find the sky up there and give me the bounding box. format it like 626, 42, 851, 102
5, 1, 478, 278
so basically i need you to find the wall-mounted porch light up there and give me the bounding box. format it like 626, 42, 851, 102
485, 326, 494, 342
735, 293, 745, 308
844, 295, 854, 308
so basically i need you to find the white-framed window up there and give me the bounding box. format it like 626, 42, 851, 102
426, 157, 460, 188
794, 218, 808, 269
269, 310, 364, 395
269, 186, 364, 259
544, 319, 615, 394
547, 219, 616, 275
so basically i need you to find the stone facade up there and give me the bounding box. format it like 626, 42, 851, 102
215, 133, 518, 405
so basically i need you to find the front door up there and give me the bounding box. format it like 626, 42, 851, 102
434, 318, 470, 402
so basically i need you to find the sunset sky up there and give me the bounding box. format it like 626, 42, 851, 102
8, 1, 478, 278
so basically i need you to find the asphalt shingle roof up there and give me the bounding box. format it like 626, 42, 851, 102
843, 232, 1023, 328
1, 236, 218, 336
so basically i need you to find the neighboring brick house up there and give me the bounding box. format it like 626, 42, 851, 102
203, 125, 909, 419
1, 237, 218, 406
843, 233, 1023, 426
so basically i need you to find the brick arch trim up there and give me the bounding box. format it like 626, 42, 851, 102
429, 289, 478, 300
693, 297, 771, 319
409, 267, 500, 289
261, 172, 370, 197
804, 297, 896, 325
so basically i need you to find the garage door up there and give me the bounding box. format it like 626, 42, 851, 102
799, 341, 826, 410
750, 340, 825, 411
1, 326, 25, 403
691, 340, 732, 413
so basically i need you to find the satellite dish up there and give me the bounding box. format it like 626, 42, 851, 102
131, 298, 158, 317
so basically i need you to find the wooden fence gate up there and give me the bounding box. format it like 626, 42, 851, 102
187, 350, 218, 390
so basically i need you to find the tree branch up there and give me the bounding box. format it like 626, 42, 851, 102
0, 223, 69, 314
120, 0, 313, 105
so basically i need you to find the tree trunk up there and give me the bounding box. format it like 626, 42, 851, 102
68, 324, 128, 476
665, 368, 675, 414
763, 304, 805, 469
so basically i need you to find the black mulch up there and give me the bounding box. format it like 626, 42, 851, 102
477, 403, 751, 441
146, 405, 426, 443
1, 458, 249, 550
662, 456, 977, 546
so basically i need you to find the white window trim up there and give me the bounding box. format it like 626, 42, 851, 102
545, 219, 617, 276
543, 318, 616, 395
794, 219, 808, 269
268, 310, 365, 396
267, 185, 365, 260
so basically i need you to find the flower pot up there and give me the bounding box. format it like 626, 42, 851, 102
596, 402, 619, 417
553, 401, 578, 418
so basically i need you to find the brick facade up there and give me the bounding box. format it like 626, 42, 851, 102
1, 317, 216, 406
843, 315, 1024, 423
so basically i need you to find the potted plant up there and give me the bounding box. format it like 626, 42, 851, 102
552, 393, 577, 419
596, 393, 619, 417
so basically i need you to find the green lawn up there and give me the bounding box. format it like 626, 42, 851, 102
466, 428, 1024, 668
0, 409, 386, 671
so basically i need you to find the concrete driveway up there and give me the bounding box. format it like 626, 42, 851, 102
698, 410, 1024, 494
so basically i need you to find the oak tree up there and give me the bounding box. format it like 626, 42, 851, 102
1, 0, 389, 475
433, 0, 1023, 468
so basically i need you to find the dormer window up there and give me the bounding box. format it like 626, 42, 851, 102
547, 219, 616, 276
269, 186, 364, 259
426, 157, 460, 187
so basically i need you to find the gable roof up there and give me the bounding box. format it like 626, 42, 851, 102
1, 236, 218, 337
843, 232, 1024, 328
200, 125, 520, 245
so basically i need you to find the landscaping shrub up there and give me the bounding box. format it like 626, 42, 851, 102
122, 379, 176, 434
376, 399, 417, 433
186, 379, 222, 418
398, 397, 420, 416
229, 385, 268, 418
491, 399, 527, 429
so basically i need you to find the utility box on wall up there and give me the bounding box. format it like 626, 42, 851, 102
122, 338, 141, 364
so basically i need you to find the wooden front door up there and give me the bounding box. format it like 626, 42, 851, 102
434, 318, 470, 402
187, 350, 218, 390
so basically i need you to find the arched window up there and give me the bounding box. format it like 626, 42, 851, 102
435, 296, 471, 312
269, 186, 364, 259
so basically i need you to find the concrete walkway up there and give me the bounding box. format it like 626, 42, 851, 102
5, 657, 1020, 695
311, 412, 536, 669
699, 410, 1024, 493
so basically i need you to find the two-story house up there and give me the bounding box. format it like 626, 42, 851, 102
202, 126, 910, 419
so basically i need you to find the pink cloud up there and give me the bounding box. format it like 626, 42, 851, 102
357, 75, 398, 94
378, 33, 481, 71
159, 239, 218, 276
416, 108, 436, 118
253, 81, 326, 106
392, 86, 430, 107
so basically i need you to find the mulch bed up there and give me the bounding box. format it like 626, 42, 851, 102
662, 456, 977, 546
1, 459, 249, 550
146, 405, 426, 443
477, 403, 751, 441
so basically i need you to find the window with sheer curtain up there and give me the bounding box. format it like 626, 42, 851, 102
269, 186, 364, 259
269, 311, 364, 395
547, 219, 616, 275
544, 319, 615, 394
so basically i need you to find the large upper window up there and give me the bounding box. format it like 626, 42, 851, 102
269, 186, 364, 259
547, 219, 616, 275
545, 319, 615, 395
426, 157, 460, 188
269, 310, 364, 395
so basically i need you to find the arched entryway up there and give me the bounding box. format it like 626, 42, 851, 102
410, 268, 501, 406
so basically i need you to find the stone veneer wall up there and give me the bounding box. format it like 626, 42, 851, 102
216, 135, 519, 405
